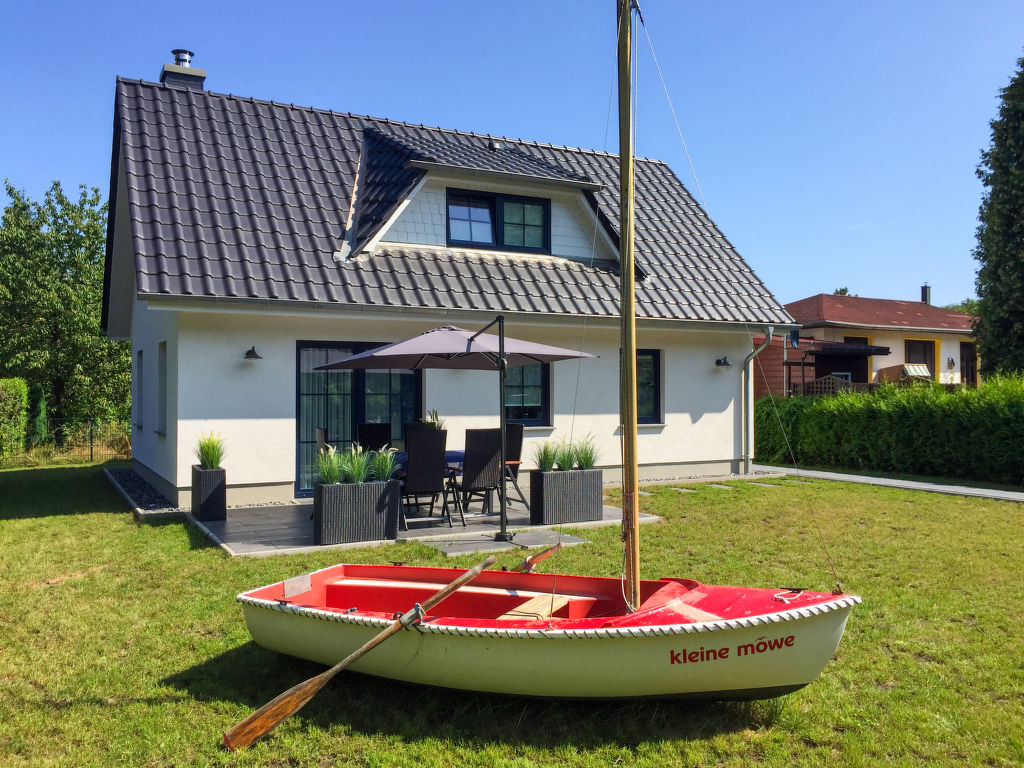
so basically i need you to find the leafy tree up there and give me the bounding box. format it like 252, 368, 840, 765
0, 181, 130, 422
974, 57, 1024, 374
944, 298, 980, 316
833, 287, 850, 296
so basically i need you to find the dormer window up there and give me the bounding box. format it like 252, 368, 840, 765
446, 189, 550, 253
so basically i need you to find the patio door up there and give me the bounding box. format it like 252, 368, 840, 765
296, 342, 420, 496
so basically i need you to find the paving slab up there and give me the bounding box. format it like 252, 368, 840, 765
707, 483, 735, 490
669, 487, 696, 493
745, 482, 781, 488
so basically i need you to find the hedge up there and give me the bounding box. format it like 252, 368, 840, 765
0, 378, 29, 457
754, 375, 1024, 485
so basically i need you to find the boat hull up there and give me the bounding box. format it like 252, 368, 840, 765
239, 566, 858, 700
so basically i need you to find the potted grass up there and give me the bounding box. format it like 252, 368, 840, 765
192, 431, 227, 521
313, 444, 401, 545
529, 436, 603, 525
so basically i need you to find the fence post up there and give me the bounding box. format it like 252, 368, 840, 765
90, 420, 94, 463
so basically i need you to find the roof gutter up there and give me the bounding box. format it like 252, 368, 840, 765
742, 326, 773, 474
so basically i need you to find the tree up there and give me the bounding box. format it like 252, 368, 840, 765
944, 298, 980, 316
833, 287, 850, 296
974, 57, 1024, 374
0, 180, 130, 422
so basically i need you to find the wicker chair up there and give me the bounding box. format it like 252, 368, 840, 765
457, 428, 503, 516
357, 422, 392, 452
401, 429, 463, 529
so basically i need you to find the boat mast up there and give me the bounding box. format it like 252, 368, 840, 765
617, 0, 641, 611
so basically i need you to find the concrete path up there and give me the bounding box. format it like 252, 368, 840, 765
752, 464, 1024, 503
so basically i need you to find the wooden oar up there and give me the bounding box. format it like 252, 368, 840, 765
510, 542, 563, 573
223, 555, 497, 751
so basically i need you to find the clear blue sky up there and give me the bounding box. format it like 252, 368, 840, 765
2, 0, 1022, 307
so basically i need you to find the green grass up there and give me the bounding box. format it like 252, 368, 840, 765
1, 467, 1021, 767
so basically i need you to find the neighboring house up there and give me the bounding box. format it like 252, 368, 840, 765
751, 334, 891, 400
784, 290, 977, 387
101, 54, 793, 507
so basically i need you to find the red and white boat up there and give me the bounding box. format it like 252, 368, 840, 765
237, 563, 859, 699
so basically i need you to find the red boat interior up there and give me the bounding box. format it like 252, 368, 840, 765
244, 564, 844, 630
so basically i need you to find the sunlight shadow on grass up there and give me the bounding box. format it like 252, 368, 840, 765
164, 642, 777, 748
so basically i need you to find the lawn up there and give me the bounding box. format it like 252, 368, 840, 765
1, 466, 1021, 767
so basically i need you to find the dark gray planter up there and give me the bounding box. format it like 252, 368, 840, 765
191, 465, 226, 521
313, 479, 401, 545
529, 468, 603, 525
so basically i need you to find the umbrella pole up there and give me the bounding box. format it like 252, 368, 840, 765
495, 315, 513, 542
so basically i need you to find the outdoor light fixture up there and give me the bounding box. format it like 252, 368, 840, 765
244, 346, 263, 360
715, 356, 732, 367
947, 357, 955, 370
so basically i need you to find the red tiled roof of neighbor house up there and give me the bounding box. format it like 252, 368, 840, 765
785, 294, 975, 333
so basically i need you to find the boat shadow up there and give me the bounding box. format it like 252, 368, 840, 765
164, 643, 779, 747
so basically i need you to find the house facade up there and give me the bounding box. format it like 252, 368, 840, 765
784, 292, 977, 387
102, 56, 793, 507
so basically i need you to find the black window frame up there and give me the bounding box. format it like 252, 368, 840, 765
636, 349, 662, 425
504, 362, 551, 427
446, 188, 551, 254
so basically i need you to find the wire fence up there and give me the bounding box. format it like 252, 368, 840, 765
1, 419, 132, 467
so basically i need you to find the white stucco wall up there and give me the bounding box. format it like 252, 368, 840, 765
383, 176, 617, 264
139, 305, 751, 503
130, 298, 179, 487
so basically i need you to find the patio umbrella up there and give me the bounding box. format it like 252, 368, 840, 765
316, 317, 596, 541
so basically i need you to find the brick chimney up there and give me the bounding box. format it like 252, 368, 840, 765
921, 283, 931, 304
159, 49, 206, 90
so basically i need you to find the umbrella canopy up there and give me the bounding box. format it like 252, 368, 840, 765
315, 325, 595, 371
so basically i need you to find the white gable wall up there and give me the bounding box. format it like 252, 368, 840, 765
382, 176, 617, 264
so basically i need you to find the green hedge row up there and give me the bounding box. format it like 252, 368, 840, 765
754, 375, 1024, 485
0, 378, 29, 457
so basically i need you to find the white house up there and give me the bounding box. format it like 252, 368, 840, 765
101, 54, 794, 508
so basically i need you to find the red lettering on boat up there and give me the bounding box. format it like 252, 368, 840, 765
670, 650, 683, 665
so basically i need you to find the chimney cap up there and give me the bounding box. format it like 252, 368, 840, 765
171, 48, 195, 67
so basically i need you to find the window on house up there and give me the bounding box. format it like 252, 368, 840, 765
905, 339, 935, 378
135, 350, 143, 429
505, 363, 550, 426
447, 189, 550, 253
156, 342, 167, 435
637, 349, 661, 424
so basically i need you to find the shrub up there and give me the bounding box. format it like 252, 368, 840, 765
0, 378, 29, 457
754, 375, 1024, 485
195, 431, 225, 469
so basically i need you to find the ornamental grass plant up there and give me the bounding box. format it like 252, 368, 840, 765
194, 431, 225, 469
534, 440, 557, 472
573, 435, 599, 470
369, 447, 399, 482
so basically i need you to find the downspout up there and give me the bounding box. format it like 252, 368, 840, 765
742, 326, 774, 474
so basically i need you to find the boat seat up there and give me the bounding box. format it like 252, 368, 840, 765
497, 594, 571, 620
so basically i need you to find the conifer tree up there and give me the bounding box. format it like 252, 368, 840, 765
974, 57, 1024, 373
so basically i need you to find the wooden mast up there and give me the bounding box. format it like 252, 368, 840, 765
617, 0, 641, 611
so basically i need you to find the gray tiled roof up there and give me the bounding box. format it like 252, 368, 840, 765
105, 77, 792, 327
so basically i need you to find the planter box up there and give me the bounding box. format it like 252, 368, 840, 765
191, 465, 226, 521
529, 468, 603, 525
313, 479, 401, 545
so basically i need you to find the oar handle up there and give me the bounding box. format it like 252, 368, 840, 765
511, 543, 563, 573
223, 555, 497, 751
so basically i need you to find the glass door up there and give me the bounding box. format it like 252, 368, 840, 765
295, 342, 420, 496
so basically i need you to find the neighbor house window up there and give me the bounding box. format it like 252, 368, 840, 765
505, 363, 550, 426
135, 350, 143, 429
447, 189, 550, 253
637, 350, 661, 424
905, 339, 936, 378
156, 342, 167, 435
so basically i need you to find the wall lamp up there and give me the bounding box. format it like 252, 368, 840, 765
244, 346, 263, 360
715, 356, 733, 368
947, 357, 955, 370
